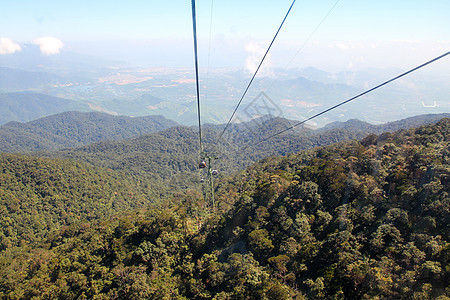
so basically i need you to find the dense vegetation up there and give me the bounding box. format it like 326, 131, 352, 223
0, 111, 178, 152
0, 119, 448, 299
33, 114, 448, 184
2, 112, 447, 154
0, 153, 167, 250
318, 113, 450, 134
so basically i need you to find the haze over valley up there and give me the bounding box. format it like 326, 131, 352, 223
1, 44, 449, 127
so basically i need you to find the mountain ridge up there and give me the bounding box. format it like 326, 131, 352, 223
0, 111, 178, 152
33, 114, 449, 184
320, 113, 450, 133
0, 92, 92, 125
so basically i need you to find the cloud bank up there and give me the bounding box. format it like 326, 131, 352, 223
245, 42, 273, 77
33, 37, 64, 55
0, 38, 22, 54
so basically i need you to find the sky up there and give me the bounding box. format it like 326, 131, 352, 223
1, 0, 449, 73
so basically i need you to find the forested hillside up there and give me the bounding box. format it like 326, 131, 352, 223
2, 112, 447, 154
0, 111, 178, 152
38, 114, 449, 183
319, 113, 450, 134
1, 118, 448, 299
0, 153, 167, 251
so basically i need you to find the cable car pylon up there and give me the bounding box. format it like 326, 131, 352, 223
199, 151, 218, 211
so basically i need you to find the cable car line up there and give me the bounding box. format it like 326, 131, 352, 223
191, 0, 203, 152
283, 0, 341, 72
204, 0, 215, 105
244, 0, 341, 128
240, 50, 450, 151
191, 0, 221, 209
215, 0, 297, 145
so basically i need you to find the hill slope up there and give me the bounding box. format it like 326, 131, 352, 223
320, 113, 450, 134
0, 111, 178, 152
0, 119, 448, 299
0, 67, 70, 91
0, 92, 92, 125
0, 153, 166, 250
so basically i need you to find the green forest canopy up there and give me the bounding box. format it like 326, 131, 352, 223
0, 118, 448, 299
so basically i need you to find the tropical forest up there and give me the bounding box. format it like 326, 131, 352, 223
0, 115, 448, 299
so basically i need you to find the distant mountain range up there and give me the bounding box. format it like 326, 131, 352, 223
0, 67, 71, 91
17, 113, 445, 186
1, 111, 447, 157
0, 92, 92, 125
0, 111, 178, 152
319, 113, 450, 134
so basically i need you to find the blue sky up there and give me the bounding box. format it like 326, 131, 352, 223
1, 0, 449, 71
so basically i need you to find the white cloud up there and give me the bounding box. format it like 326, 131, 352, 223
335, 43, 350, 50
0, 38, 22, 54
33, 36, 64, 55
244, 42, 273, 77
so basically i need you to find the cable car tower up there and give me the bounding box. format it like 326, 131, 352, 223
199, 151, 218, 210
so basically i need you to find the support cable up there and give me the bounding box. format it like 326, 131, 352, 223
216, 0, 297, 144
284, 0, 341, 71
204, 0, 214, 105
241, 50, 450, 151
191, 0, 203, 152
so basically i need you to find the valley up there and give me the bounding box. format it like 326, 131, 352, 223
1, 47, 449, 127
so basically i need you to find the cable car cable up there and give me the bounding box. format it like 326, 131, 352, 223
191, 0, 203, 152
213, 0, 339, 156
204, 0, 215, 105
238, 0, 341, 135
240, 50, 450, 151
280, 0, 341, 74
215, 0, 297, 144
191, 0, 218, 207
